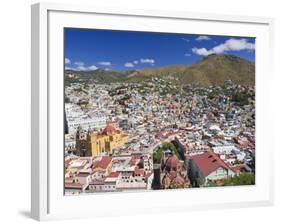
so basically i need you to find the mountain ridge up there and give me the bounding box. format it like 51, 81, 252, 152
65, 54, 255, 86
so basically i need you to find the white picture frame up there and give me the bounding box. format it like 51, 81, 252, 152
31, 2, 274, 221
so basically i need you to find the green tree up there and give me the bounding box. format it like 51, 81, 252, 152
153, 151, 162, 163
231, 92, 250, 106
224, 173, 255, 186
153, 142, 181, 163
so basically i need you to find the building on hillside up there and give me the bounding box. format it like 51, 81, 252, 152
187, 151, 235, 187
76, 122, 129, 157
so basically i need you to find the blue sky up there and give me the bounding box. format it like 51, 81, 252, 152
64, 28, 255, 71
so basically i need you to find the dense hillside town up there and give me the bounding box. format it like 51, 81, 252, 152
64, 74, 255, 195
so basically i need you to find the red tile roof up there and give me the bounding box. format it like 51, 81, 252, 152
93, 156, 112, 170
64, 160, 71, 167
129, 159, 137, 166
134, 168, 144, 176
107, 171, 120, 178
65, 182, 83, 188
76, 172, 91, 177
102, 122, 117, 135
190, 151, 234, 177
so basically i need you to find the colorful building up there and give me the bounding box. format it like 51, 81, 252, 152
76, 122, 129, 156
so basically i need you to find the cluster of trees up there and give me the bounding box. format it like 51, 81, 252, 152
208, 89, 221, 99
223, 173, 255, 186
153, 150, 162, 164
206, 173, 255, 187
153, 142, 180, 164
231, 91, 252, 106
168, 180, 186, 189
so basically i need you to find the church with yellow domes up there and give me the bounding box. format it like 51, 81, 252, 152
76, 122, 129, 157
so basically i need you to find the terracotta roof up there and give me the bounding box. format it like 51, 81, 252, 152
93, 156, 112, 170
102, 122, 117, 135
129, 159, 137, 166
65, 182, 83, 188
190, 151, 234, 177
107, 171, 120, 178
64, 160, 71, 167
76, 172, 91, 177
132, 155, 141, 160
134, 168, 144, 175
165, 155, 180, 170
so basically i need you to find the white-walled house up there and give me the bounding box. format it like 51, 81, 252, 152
75, 172, 92, 185
188, 151, 236, 187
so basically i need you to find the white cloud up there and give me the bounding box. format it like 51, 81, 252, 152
74, 61, 84, 67
71, 61, 99, 71
140, 58, 155, 64
196, 35, 211, 41
65, 58, 71, 64
184, 53, 191, 57
192, 48, 210, 56
181, 38, 190, 42
76, 65, 87, 71
98, 61, 111, 66
88, 65, 98, 70
133, 60, 139, 64
124, 62, 134, 68
192, 38, 255, 56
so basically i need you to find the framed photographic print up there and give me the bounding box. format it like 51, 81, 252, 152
31, 2, 274, 221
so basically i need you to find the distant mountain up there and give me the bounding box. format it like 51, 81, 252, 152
65, 54, 255, 86
180, 54, 255, 86
128, 64, 189, 78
